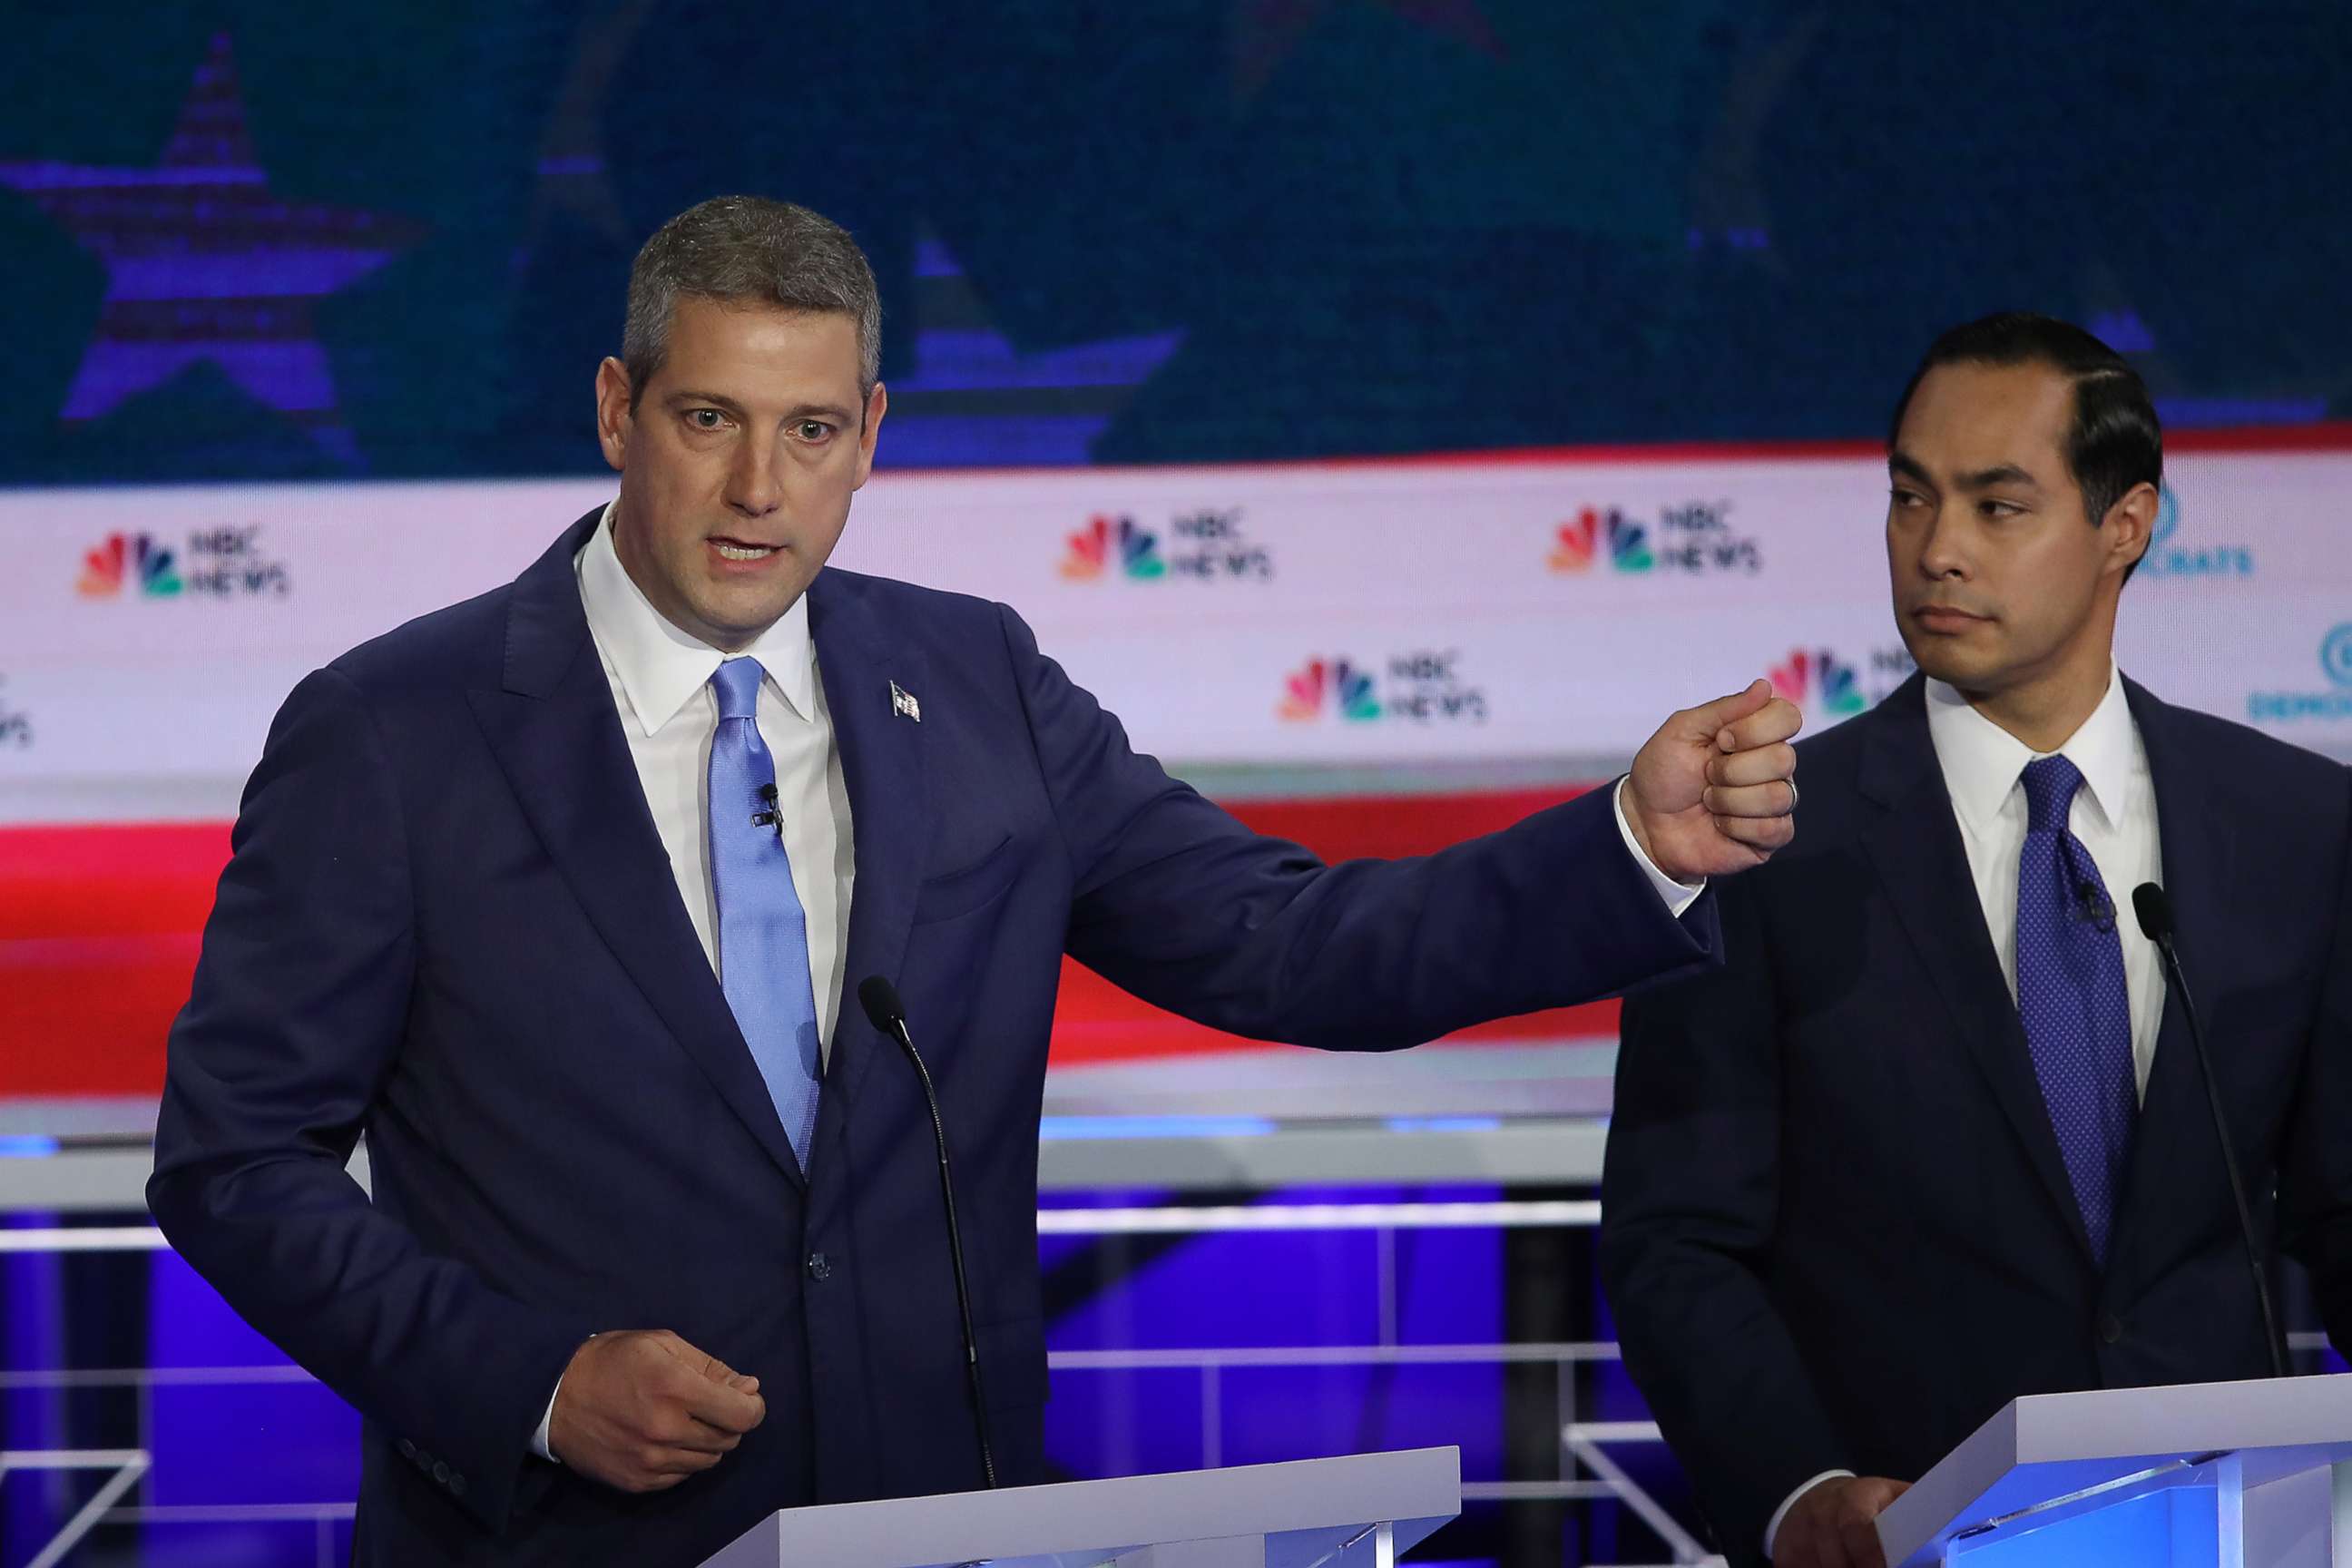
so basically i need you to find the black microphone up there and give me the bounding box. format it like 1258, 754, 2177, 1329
2132, 883, 2288, 1379
857, 975, 998, 1488
750, 783, 784, 838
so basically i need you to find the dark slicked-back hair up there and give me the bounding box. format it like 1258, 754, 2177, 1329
1889, 313, 2163, 554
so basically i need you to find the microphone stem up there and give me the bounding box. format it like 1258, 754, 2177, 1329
2161, 941, 2288, 1380
890, 1021, 999, 1487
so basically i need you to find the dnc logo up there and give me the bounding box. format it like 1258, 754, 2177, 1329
1060, 514, 1165, 581
1549, 506, 1652, 573
2326, 624, 2352, 687
78, 533, 181, 598
2250, 624, 2352, 723
2138, 485, 2253, 580
1279, 657, 1380, 722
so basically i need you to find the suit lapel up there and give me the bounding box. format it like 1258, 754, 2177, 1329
1856, 679, 2098, 1262
807, 570, 932, 1125
466, 511, 806, 1189
2110, 679, 2238, 1270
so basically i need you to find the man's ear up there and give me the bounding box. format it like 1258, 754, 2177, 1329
2103, 480, 2161, 579
594, 358, 633, 473
852, 380, 887, 490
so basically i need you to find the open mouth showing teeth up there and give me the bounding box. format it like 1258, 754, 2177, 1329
713, 541, 778, 561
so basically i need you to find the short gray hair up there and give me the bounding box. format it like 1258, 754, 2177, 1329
621, 195, 882, 407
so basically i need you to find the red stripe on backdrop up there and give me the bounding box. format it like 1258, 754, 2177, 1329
0, 786, 1616, 1099
885, 419, 2352, 480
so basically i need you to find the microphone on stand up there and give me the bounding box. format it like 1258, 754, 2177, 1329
2131, 883, 2288, 1379
857, 975, 999, 1487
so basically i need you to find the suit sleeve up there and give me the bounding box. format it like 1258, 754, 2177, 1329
996, 603, 1720, 1050
1599, 868, 1850, 1564
2278, 766, 2352, 1352
147, 666, 592, 1534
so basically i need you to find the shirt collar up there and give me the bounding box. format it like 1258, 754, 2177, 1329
1926, 662, 2135, 835
575, 501, 818, 736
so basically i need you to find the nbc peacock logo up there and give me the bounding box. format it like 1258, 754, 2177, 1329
1548, 506, 1652, 573
1278, 657, 1381, 723
78, 533, 182, 598
1059, 514, 1166, 581
1769, 648, 1868, 718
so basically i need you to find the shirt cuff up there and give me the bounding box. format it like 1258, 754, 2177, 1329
1613, 775, 1705, 918
1764, 1469, 1856, 1557
532, 1372, 565, 1463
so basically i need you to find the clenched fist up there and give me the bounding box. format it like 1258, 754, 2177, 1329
549, 1329, 766, 1494
1622, 679, 1803, 883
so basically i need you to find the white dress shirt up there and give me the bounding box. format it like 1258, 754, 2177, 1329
532, 504, 856, 1461
1765, 663, 2166, 1556
530, 504, 1696, 1461
576, 503, 856, 1050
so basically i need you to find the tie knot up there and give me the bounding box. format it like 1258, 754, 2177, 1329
711, 658, 764, 720
2019, 754, 2085, 833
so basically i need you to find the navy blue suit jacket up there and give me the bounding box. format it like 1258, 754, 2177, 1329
1601, 674, 2352, 1564
152, 509, 1720, 1566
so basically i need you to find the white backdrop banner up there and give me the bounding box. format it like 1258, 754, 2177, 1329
1, 446, 2344, 822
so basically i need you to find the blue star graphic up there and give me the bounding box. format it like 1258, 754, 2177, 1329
0, 33, 425, 465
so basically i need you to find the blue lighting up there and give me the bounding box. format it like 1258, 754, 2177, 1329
0, 1136, 59, 1158
1039, 1115, 1278, 1140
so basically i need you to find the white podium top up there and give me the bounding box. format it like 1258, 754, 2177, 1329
701, 1446, 1462, 1568
1877, 1374, 2352, 1566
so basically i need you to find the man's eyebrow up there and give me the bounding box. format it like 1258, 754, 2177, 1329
663, 388, 749, 417
1955, 463, 2041, 490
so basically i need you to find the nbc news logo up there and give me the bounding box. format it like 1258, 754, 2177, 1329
1279, 657, 1381, 722
1549, 507, 1651, 573
78, 533, 181, 598
1060, 514, 1165, 581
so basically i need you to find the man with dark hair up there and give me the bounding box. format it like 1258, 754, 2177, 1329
149, 195, 1803, 1565
1602, 312, 2352, 1568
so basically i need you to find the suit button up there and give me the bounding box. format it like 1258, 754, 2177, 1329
397, 1438, 416, 1460
2098, 1314, 2124, 1345
448, 1472, 466, 1497
432, 1461, 450, 1485
808, 1251, 833, 1281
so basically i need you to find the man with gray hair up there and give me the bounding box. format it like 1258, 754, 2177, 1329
152, 194, 1804, 1565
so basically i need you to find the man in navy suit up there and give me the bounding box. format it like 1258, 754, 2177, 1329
149, 196, 1805, 1565
1602, 313, 2352, 1568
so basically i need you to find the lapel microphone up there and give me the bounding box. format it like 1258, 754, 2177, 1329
751, 782, 785, 839
2073, 880, 2116, 934
2131, 882, 2288, 1379
857, 975, 999, 1488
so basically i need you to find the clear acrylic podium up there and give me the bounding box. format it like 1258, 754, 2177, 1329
698, 1446, 1460, 1568
1877, 1374, 2352, 1566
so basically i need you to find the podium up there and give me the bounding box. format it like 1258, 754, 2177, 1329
698, 1446, 1459, 1567
1877, 1374, 2352, 1566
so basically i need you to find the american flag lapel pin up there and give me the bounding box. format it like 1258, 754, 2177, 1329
890, 681, 921, 722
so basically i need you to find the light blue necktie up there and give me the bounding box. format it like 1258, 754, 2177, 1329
708, 657, 822, 1172
2014, 755, 2137, 1264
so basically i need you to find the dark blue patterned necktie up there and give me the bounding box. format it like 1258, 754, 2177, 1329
2014, 755, 2137, 1264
